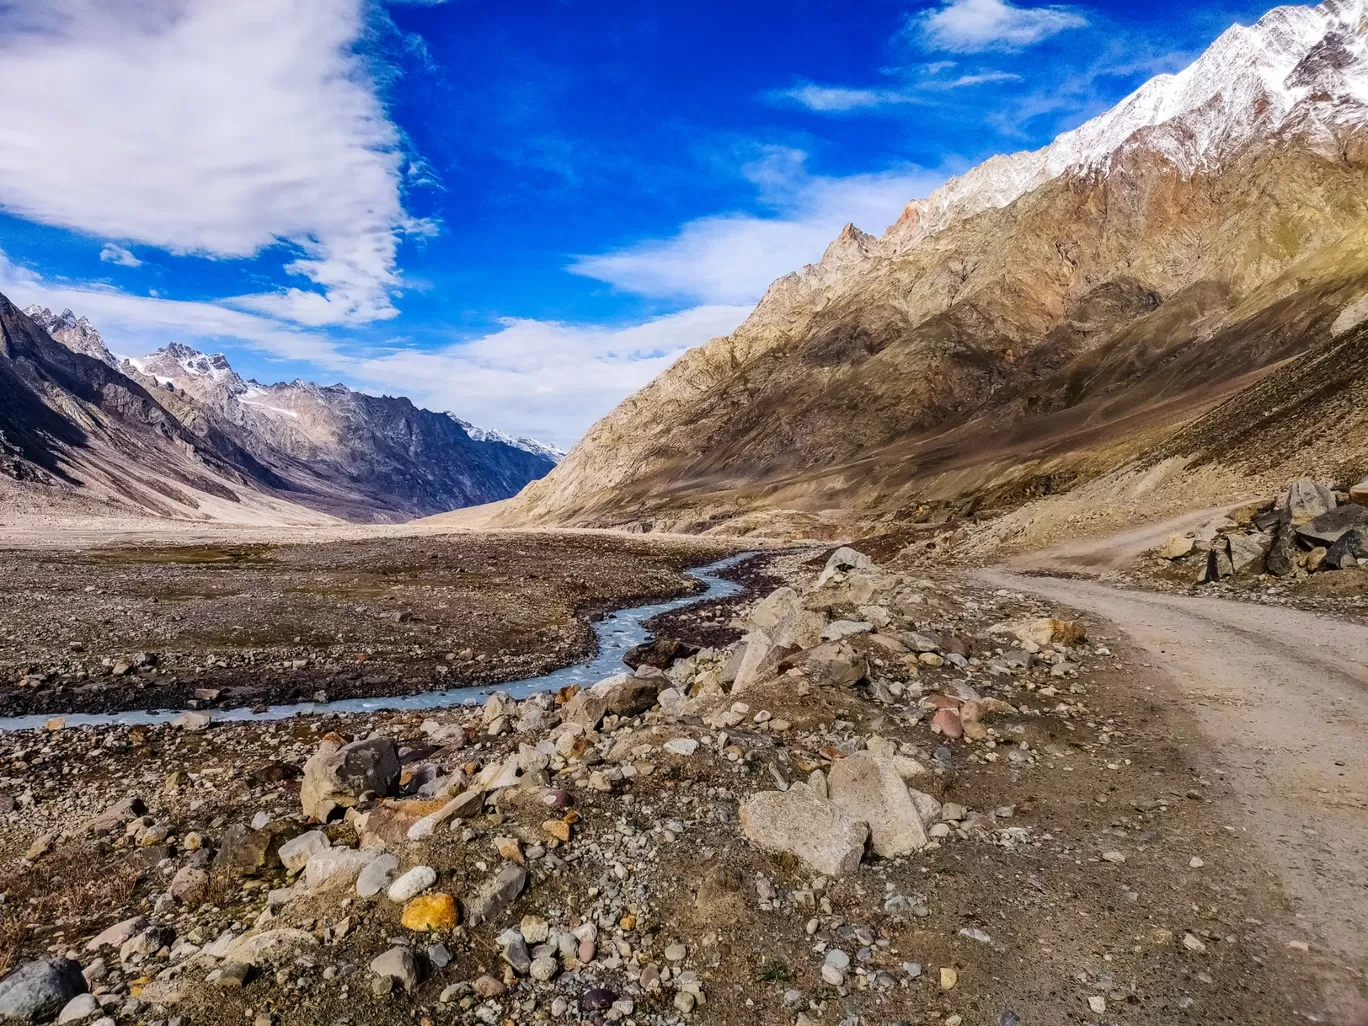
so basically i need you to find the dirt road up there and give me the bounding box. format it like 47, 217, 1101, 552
978, 567, 1368, 1021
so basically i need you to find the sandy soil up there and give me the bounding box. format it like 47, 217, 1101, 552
976, 570, 1368, 1022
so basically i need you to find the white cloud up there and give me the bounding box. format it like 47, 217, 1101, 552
335, 306, 754, 448
919, 0, 1087, 53
0, 247, 337, 365
0, 0, 415, 326
98, 243, 142, 268
0, 246, 742, 447
769, 84, 923, 113
569, 152, 948, 305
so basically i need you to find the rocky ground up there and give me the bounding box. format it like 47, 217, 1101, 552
1108, 477, 1368, 621
1, 544, 1346, 1026
0, 533, 748, 719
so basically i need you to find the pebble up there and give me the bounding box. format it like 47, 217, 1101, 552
387, 865, 438, 902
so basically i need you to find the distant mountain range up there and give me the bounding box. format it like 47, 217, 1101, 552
1, 300, 558, 523
502, 0, 1368, 534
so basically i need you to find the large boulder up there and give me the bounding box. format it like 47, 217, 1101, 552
783, 642, 867, 688
1282, 479, 1337, 524
564, 674, 663, 728
827, 752, 929, 858
0, 958, 86, 1023
1227, 532, 1271, 573
739, 783, 868, 877
212, 821, 303, 879
1323, 529, 1366, 570
300, 735, 400, 822
815, 547, 874, 588
1197, 546, 1234, 584
304, 847, 380, 894
623, 637, 697, 671
731, 632, 789, 694
1266, 518, 1299, 577
748, 587, 827, 649
1296, 504, 1367, 547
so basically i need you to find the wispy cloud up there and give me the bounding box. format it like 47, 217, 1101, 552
98, 243, 142, 268
917, 0, 1087, 53
570, 149, 948, 304
0, 0, 420, 326
768, 83, 924, 113
0, 247, 338, 365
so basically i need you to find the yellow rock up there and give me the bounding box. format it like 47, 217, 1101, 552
940, 966, 958, 991
542, 819, 572, 842
494, 836, 524, 864
402, 893, 459, 932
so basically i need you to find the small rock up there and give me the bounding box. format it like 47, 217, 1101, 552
387, 865, 438, 903
401, 893, 459, 932
369, 947, 420, 993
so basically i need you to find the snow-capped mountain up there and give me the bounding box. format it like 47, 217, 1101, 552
4, 315, 558, 523
22, 306, 118, 367
447, 416, 566, 464
504, 0, 1368, 533
881, 0, 1368, 253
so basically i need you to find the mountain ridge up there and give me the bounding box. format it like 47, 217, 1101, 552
497, 0, 1368, 535
4, 301, 558, 523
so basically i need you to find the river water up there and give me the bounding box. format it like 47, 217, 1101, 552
0, 552, 754, 733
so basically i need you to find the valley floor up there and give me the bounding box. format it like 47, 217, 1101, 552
0, 523, 1363, 1026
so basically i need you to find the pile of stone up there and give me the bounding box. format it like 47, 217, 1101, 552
1158, 477, 1368, 583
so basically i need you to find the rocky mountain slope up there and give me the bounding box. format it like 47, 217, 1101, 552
1, 300, 557, 523
503, 0, 1368, 535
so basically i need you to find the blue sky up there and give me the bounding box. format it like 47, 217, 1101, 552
0, 0, 1280, 446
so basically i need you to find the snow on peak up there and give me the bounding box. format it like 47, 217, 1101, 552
886, 0, 1368, 251
447, 415, 566, 463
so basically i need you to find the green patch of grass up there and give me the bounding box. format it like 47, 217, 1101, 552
758, 959, 795, 984
85, 545, 277, 567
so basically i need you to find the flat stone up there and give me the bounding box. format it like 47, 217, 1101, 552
277, 830, 330, 873
465, 862, 528, 925
1297, 504, 1366, 546
931, 708, 963, 739
828, 751, 929, 857
84, 916, 146, 953
305, 847, 379, 894
739, 782, 868, 877
168, 866, 209, 906
355, 852, 400, 898
1158, 534, 1194, 559
82, 795, 146, 837
57, 993, 100, 1023
663, 738, 698, 756
222, 928, 318, 967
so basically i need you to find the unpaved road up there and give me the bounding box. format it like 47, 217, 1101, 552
1003, 504, 1244, 574
978, 567, 1368, 1021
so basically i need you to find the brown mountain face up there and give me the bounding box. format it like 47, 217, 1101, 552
500, 1, 1368, 536
0, 298, 557, 523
